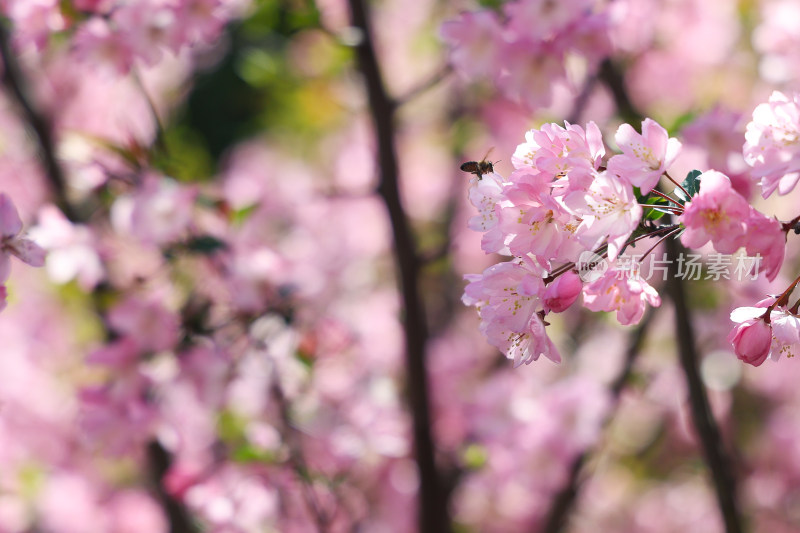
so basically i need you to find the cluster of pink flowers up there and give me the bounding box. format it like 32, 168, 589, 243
440, 0, 612, 110
464, 103, 796, 367
3, 0, 244, 72
743, 90, 800, 198
728, 298, 800, 366
463, 119, 672, 365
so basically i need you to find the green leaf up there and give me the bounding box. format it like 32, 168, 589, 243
642, 194, 671, 221
674, 170, 702, 203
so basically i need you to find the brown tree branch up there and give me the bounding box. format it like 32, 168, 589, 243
540, 308, 654, 533
345, 1, 450, 532
0, 18, 78, 222
665, 238, 744, 533
600, 59, 745, 533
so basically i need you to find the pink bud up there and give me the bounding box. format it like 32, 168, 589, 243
728, 318, 772, 366
543, 271, 582, 313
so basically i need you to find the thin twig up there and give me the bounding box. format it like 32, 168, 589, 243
664, 172, 692, 201
269, 375, 332, 532
567, 74, 597, 125
649, 189, 684, 208
345, 1, 450, 532
395, 64, 452, 106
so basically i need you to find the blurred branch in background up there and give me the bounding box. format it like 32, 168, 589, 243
0, 17, 77, 222
665, 238, 744, 533
541, 308, 655, 533
346, 0, 451, 531
601, 60, 745, 533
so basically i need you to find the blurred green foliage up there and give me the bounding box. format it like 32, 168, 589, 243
164, 0, 351, 178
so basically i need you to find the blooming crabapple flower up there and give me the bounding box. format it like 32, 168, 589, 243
582, 267, 661, 325
73, 18, 136, 74
770, 309, 800, 360
467, 170, 508, 253
463, 261, 560, 365
728, 307, 773, 366
497, 40, 566, 111
439, 11, 503, 81
112, 176, 196, 246
743, 209, 786, 281
29, 205, 104, 290
512, 121, 605, 175
482, 312, 561, 367
563, 171, 642, 260
744, 91, 800, 198
3, 0, 65, 51
112, 1, 182, 66
504, 0, 595, 41
678, 170, 750, 254
543, 271, 583, 313
682, 108, 747, 176
607, 118, 682, 193
500, 194, 571, 266
0, 193, 46, 283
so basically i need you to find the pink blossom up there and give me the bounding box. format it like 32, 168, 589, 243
744, 91, 800, 197
542, 271, 583, 313
607, 118, 682, 193
466, 170, 508, 253
463, 261, 561, 365
107, 491, 168, 533
563, 171, 642, 260
439, 11, 503, 81
504, 0, 595, 41
582, 268, 661, 325
112, 176, 196, 246
729, 305, 800, 363
500, 194, 571, 266
743, 210, 786, 281
511, 121, 605, 175
496, 40, 565, 110
107, 298, 180, 353
678, 170, 750, 254
73, 18, 136, 74
29, 205, 104, 290
0, 193, 46, 282
770, 309, 800, 360
682, 107, 746, 176
728, 308, 772, 366
111, 1, 182, 66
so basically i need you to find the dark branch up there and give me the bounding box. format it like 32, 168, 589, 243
345, 1, 450, 532
0, 18, 78, 221
395, 64, 452, 106
665, 238, 744, 533
147, 441, 201, 533
540, 308, 654, 533
600, 59, 745, 533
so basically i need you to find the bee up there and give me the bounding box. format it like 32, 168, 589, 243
460, 148, 497, 179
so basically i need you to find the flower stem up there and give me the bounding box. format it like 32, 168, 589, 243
665, 171, 692, 200
649, 189, 684, 208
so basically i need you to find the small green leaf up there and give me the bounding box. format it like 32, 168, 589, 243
674, 170, 702, 203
